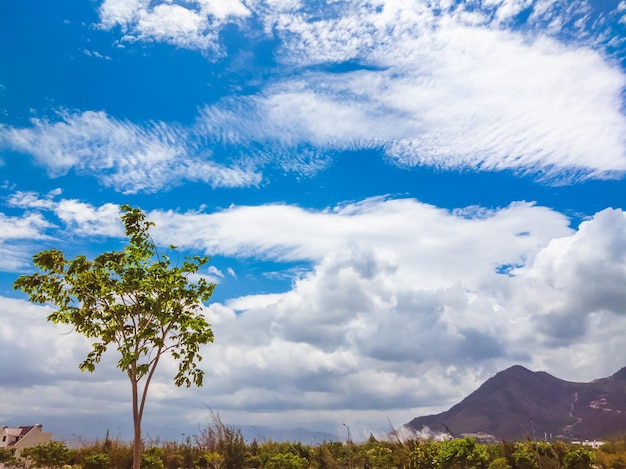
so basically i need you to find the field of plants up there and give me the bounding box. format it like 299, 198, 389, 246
3, 417, 624, 469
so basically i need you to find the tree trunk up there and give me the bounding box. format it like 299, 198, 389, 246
132, 378, 141, 469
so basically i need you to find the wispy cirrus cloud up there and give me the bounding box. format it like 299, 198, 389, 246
248, 0, 626, 180
200, 0, 626, 182
0, 111, 261, 194
195, 33, 626, 181
2, 1, 625, 193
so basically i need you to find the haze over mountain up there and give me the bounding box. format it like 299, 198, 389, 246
403, 365, 626, 442
236, 426, 340, 445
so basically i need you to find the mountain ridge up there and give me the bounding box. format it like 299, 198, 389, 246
403, 365, 626, 442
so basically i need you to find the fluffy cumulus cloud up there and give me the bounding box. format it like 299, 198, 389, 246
98, 0, 251, 52
0, 211, 52, 271
8, 191, 124, 238
4, 196, 626, 436
517, 209, 626, 345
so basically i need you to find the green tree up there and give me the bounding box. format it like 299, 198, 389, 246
196, 450, 225, 469
563, 447, 594, 469
14, 205, 216, 469
488, 457, 512, 469
360, 436, 400, 469
437, 437, 490, 469
313, 443, 340, 469
141, 446, 165, 469
82, 452, 112, 469
406, 439, 439, 469
511, 442, 538, 469
0, 448, 19, 468
219, 427, 247, 469
263, 452, 309, 469
22, 441, 71, 468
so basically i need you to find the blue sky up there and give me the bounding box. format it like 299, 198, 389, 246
1, 0, 626, 443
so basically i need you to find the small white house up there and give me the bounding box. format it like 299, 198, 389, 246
0, 424, 53, 464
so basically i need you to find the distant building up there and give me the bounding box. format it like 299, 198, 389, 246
571, 440, 604, 449
0, 424, 53, 466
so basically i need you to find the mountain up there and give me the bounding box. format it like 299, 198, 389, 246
236, 425, 341, 444
403, 365, 626, 442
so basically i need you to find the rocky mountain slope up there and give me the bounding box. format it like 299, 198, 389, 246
403, 365, 626, 442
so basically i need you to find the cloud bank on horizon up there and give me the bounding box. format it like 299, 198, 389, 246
1, 0, 626, 440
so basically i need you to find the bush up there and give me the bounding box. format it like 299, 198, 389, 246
564, 447, 594, 469
488, 457, 512, 469
82, 453, 112, 469
141, 446, 165, 469
22, 441, 72, 468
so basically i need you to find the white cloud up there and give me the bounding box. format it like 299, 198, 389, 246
514, 208, 626, 343
184, 0, 626, 182
152, 199, 626, 422
3, 2, 625, 191
7, 192, 123, 238
150, 198, 571, 274
0, 211, 51, 241
134, 3, 217, 51
214, 208, 625, 437
0, 211, 52, 271
253, 3, 625, 179
0, 111, 261, 194
196, 0, 251, 20
208, 265, 224, 278
99, 0, 250, 52
5, 197, 626, 437
53, 200, 124, 237
618, 1, 626, 25
98, 0, 148, 28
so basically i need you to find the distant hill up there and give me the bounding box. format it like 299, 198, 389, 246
403, 365, 626, 442
236, 425, 340, 444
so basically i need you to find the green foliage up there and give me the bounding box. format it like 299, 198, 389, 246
263, 451, 309, 469
313, 441, 348, 469
13, 205, 215, 387
359, 436, 400, 469
488, 457, 512, 469
82, 452, 112, 469
0, 448, 19, 467
563, 447, 594, 469
258, 441, 312, 468
406, 439, 439, 469
196, 450, 225, 468
141, 446, 165, 469
437, 437, 490, 469
550, 440, 569, 466
160, 440, 190, 469
195, 415, 247, 469
17, 433, 614, 469
14, 205, 216, 469
511, 442, 539, 469
216, 427, 246, 469
22, 441, 71, 468
312, 444, 341, 469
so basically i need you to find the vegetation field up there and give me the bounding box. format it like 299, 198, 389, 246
4, 418, 626, 469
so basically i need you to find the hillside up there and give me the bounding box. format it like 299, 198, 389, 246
404, 365, 626, 442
